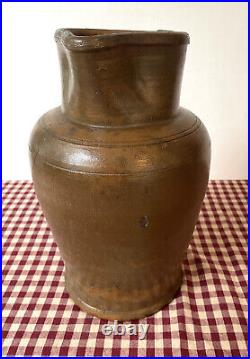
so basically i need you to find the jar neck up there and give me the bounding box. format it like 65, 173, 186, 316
56, 30, 188, 127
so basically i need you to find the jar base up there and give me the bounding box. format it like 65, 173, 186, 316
64, 273, 183, 321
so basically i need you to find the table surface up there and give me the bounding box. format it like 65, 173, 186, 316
2, 180, 248, 357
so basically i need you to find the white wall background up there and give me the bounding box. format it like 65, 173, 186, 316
3, 2, 248, 180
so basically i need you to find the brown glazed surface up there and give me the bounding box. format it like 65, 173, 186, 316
29, 29, 211, 320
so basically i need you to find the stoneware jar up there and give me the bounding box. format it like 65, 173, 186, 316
29, 29, 211, 320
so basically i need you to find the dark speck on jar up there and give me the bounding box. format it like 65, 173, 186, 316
140, 216, 149, 228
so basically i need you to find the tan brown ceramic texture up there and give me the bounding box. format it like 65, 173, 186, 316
29, 29, 211, 320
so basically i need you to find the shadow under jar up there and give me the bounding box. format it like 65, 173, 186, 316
29, 28, 211, 320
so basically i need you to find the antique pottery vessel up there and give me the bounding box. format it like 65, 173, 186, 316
29, 29, 211, 320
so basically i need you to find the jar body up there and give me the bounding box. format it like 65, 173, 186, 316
29, 28, 211, 320
29, 106, 210, 320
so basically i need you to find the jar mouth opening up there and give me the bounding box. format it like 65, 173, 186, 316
69, 29, 143, 36
55, 28, 190, 51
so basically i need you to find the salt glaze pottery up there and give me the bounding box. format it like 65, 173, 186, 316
29, 29, 211, 320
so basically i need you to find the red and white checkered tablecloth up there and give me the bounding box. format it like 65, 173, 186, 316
2, 180, 248, 357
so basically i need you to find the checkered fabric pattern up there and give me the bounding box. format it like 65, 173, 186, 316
2, 180, 248, 357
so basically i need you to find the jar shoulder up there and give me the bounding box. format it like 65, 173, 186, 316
29, 107, 211, 175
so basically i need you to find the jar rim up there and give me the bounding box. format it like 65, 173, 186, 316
55, 28, 190, 51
